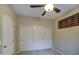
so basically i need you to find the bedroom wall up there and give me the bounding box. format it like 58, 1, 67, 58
53, 5, 79, 55
0, 15, 2, 54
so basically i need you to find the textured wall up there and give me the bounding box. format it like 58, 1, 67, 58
53, 5, 79, 55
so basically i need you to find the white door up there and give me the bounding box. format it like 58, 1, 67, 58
33, 26, 53, 50
2, 15, 14, 55
20, 25, 53, 51
20, 25, 33, 51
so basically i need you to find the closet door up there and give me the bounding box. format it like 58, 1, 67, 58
20, 25, 33, 51
33, 26, 53, 50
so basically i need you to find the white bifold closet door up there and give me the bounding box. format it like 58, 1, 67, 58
33, 26, 53, 50
20, 25, 53, 51
20, 25, 33, 51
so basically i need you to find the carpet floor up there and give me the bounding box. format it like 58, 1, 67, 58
17, 48, 61, 55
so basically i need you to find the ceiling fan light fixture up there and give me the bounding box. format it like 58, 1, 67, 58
44, 4, 54, 12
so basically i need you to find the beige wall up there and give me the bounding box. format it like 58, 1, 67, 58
16, 16, 54, 51
0, 5, 16, 54
0, 15, 2, 54
53, 5, 79, 55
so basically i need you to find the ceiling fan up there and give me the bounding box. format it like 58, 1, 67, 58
30, 4, 61, 16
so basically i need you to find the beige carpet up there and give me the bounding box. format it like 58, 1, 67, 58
18, 48, 61, 55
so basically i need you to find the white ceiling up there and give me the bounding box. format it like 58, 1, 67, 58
10, 4, 78, 20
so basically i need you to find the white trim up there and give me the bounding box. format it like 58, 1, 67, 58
52, 48, 64, 55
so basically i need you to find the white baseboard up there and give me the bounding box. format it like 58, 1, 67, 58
52, 48, 64, 55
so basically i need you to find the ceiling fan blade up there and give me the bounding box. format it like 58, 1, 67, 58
42, 11, 46, 16
53, 7, 61, 13
30, 5, 45, 8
